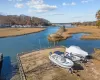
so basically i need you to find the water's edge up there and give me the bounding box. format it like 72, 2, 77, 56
0, 26, 100, 79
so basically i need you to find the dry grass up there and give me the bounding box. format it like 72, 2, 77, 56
0, 28, 45, 38
19, 47, 100, 80
19, 47, 79, 80
75, 59, 100, 80
72, 48, 100, 80
92, 48, 100, 61
20, 47, 65, 73
61, 26, 100, 40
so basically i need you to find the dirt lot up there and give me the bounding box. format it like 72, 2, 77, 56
0, 28, 44, 38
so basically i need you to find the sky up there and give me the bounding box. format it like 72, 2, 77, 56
0, 0, 100, 23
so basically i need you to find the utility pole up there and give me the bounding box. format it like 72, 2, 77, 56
48, 41, 51, 48
54, 41, 56, 47
30, 17, 32, 27
39, 39, 41, 49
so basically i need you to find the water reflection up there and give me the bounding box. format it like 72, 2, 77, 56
0, 56, 18, 80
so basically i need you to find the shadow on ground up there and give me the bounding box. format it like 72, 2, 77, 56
72, 63, 84, 70
0, 56, 19, 80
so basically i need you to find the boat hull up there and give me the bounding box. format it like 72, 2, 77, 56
49, 54, 74, 68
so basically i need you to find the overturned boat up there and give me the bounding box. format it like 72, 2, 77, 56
49, 53, 74, 68
65, 46, 88, 61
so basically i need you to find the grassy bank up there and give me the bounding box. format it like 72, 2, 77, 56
19, 46, 79, 80
18, 46, 100, 80
0, 28, 45, 38
76, 48, 100, 80
61, 26, 100, 40
92, 48, 100, 61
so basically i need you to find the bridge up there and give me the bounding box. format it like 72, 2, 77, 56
52, 23, 73, 26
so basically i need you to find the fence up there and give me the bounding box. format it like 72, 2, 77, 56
17, 54, 27, 80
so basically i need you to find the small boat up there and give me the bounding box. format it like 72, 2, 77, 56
65, 46, 88, 62
66, 46, 88, 58
49, 53, 74, 68
66, 53, 81, 61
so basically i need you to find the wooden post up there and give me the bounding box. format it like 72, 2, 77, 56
39, 39, 41, 49
48, 41, 50, 48
54, 41, 56, 47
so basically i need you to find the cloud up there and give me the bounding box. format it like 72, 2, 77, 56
87, 13, 95, 16
8, 0, 12, 1
62, 2, 76, 6
27, 0, 57, 13
15, 3, 24, 8
72, 13, 95, 19
62, 3, 66, 6
81, 0, 89, 3
81, 0, 94, 4
71, 2, 76, 6
45, 13, 64, 16
35, 13, 64, 18
17, 0, 22, 1
72, 16, 83, 18
51, 13, 64, 16
8, 0, 22, 1
28, 9, 48, 13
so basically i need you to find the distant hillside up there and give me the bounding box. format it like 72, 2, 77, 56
0, 14, 51, 27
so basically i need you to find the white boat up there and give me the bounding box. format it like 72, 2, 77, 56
49, 53, 74, 68
66, 46, 88, 58
66, 53, 81, 61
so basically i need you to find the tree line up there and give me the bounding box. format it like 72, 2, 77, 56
0, 14, 51, 27
72, 10, 100, 28
96, 10, 100, 28
72, 21, 96, 26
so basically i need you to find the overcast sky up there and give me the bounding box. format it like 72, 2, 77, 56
0, 0, 100, 23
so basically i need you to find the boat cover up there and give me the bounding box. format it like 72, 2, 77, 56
66, 46, 88, 58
